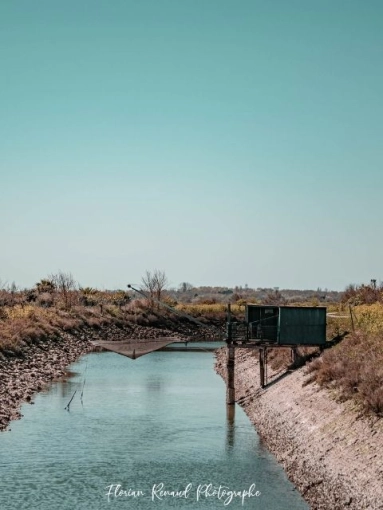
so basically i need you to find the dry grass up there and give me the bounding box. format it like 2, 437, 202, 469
304, 303, 383, 416
0, 299, 230, 353
0, 306, 58, 351
176, 303, 243, 320
306, 327, 383, 416
267, 347, 293, 371
267, 346, 319, 372
0, 304, 102, 352
352, 303, 383, 334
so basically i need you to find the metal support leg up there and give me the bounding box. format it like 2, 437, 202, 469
226, 344, 235, 405
259, 348, 265, 388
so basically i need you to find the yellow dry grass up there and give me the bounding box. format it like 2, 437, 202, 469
307, 303, 383, 416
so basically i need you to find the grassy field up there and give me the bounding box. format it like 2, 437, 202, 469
176, 302, 243, 319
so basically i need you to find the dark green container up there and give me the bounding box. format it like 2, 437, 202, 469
245, 305, 327, 346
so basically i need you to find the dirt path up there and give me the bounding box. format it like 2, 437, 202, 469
215, 347, 383, 510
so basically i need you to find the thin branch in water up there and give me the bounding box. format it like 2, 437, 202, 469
80, 361, 88, 405
64, 390, 77, 411
80, 378, 86, 405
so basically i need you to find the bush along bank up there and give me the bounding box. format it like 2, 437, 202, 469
215, 347, 383, 510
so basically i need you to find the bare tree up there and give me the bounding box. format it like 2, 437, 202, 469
141, 269, 168, 309
141, 270, 156, 308
153, 270, 168, 304
50, 271, 77, 310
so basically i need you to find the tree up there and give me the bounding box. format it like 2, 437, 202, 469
179, 282, 193, 293
36, 278, 56, 294
50, 271, 77, 310
141, 270, 168, 309
263, 288, 287, 305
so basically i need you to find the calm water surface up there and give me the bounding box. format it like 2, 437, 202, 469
0, 345, 308, 510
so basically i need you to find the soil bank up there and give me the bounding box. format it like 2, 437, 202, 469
215, 347, 383, 510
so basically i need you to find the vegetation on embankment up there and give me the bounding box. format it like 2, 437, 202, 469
0, 303, 117, 354
305, 302, 383, 417
0, 275, 224, 356
1, 274, 382, 416
0, 302, 223, 356
306, 330, 383, 415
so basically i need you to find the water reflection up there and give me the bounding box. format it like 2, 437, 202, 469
0, 346, 309, 510
226, 404, 236, 450
145, 375, 164, 393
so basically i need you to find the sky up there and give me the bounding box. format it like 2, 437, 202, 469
1, 0, 382, 291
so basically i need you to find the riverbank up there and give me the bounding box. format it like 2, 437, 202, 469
0, 322, 183, 431
215, 348, 383, 510
0, 333, 91, 430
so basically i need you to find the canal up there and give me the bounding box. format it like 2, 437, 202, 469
0, 344, 309, 509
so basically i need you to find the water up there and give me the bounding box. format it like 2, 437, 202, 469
0, 345, 309, 510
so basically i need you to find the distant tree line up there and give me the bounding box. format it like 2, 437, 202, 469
4, 271, 382, 312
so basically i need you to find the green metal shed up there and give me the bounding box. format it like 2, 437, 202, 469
245, 305, 327, 346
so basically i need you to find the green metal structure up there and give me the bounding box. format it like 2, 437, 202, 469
245, 305, 327, 346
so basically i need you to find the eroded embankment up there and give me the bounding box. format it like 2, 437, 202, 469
0, 322, 181, 431
215, 348, 383, 510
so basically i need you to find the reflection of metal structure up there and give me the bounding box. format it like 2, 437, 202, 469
226, 304, 328, 397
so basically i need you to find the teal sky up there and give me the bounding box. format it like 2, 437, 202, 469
1, 0, 382, 291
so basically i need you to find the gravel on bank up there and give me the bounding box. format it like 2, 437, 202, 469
215, 347, 383, 510
0, 333, 92, 431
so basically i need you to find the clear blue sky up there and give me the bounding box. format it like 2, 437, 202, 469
1, 0, 382, 291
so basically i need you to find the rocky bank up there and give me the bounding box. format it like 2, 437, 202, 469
215, 348, 383, 510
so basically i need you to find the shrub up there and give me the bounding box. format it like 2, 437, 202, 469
305, 331, 383, 416
36, 292, 54, 308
